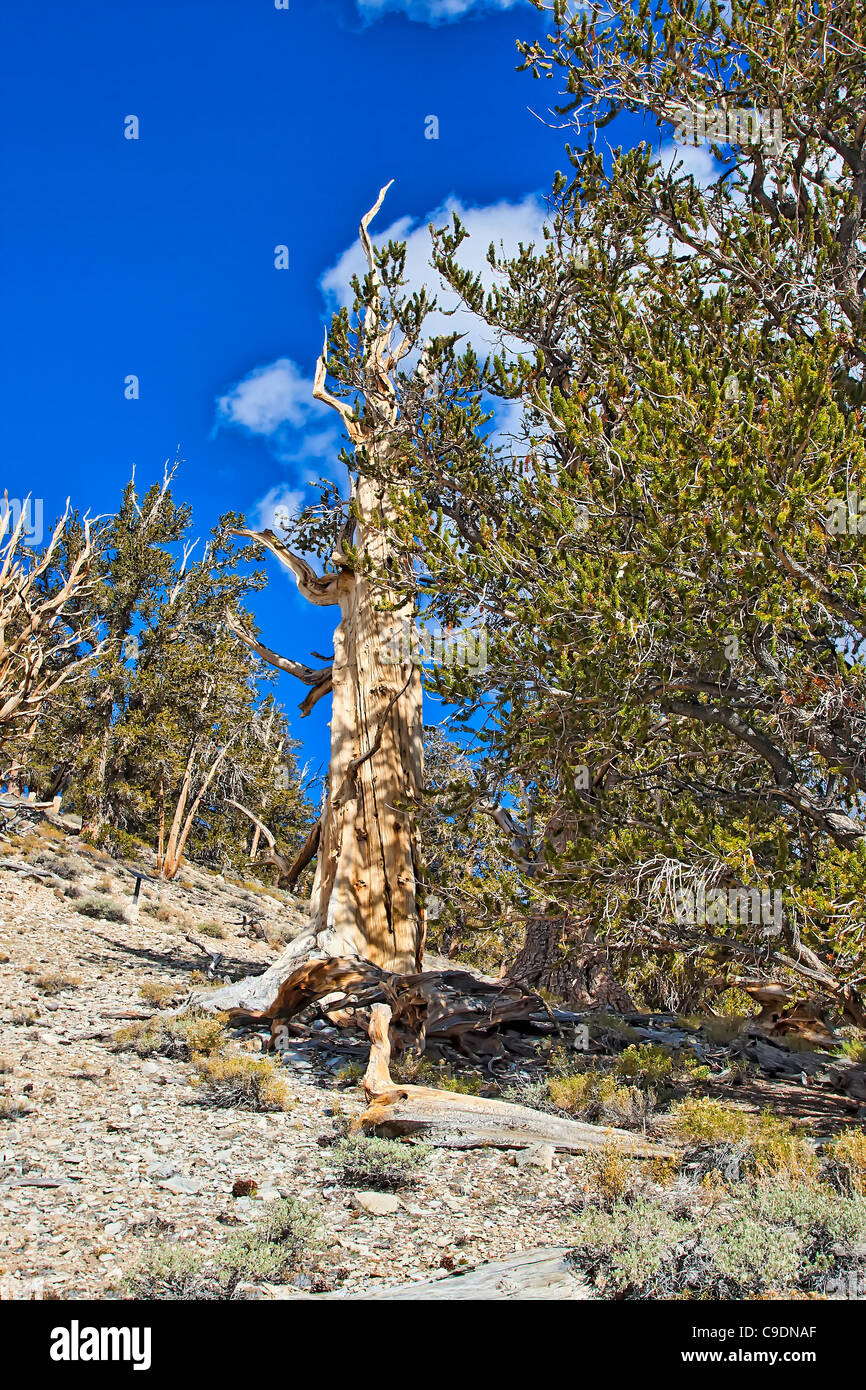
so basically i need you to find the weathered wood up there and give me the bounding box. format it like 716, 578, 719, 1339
357, 1003, 675, 1157
282, 1247, 592, 1301
216, 954, 549, 1060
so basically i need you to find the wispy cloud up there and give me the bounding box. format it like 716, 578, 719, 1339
215, 358, 324, 437
321, 192, 548, 354
356, 0, 523, 22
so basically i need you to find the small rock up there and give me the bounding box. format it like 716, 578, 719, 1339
158, 1176, 203, 1196
146, 1163, 177, 1181
515, 1144, 555, 1172
232, 1177, 258, 1197
351, 1190, 401, 1217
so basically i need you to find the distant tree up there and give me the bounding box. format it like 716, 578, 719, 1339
31, 466, 314, 881
0, 500, 97, 789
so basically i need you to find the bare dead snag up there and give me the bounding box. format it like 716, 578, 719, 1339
358, 1004, 675, 1157
209, 184, 423, 1011
0, 500, 97, 775
224, 798, 299, 882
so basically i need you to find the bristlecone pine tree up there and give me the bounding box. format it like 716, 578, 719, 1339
211, 186, 435, 1008
390, 0, 866, 1021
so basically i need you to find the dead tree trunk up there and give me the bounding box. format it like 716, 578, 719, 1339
505, 801, 635, 1012
508, 913, 636, 1014
207, 187, 423, 1013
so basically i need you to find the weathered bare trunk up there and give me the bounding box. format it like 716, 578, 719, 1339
203, 186, 424, 1015
80, 716, 111, 842
307, 479, 423, 971
160, 731, 240, 881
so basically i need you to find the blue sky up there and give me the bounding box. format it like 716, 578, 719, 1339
1, 0, 707, 774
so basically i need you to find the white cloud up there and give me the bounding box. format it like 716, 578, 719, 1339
357, 0, 522, 21
215, 358, 324, 437
321, 192, 549, 355
255, 485, 306, 532
657, 139, 720, 189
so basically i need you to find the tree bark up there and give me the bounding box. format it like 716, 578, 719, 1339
203, 187, 424, 1014
306, 476, 423, 972
507, 912, 636, 1013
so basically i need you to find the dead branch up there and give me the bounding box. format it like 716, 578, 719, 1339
358, 1004, 674, 1156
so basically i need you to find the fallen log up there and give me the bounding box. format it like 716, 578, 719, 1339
356, 1003, 675, 1158
278, 1247, 592, 1301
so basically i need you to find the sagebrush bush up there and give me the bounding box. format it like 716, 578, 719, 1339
113, 1012, 229, 1060
330, 1135, 429, 1189
125, 1198, 317, 1299
569, 1182, 866, 1299
124, 1247, 219, 1300
192, 1053, 292, 1111
75, 895, 127, 923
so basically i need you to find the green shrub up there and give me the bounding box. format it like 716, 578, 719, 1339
547, 1068, 654, 1130
671, 1097, 818, 1181
192, 1053, 292, 1111
614, 1044, 677, 1086
219, 1198, 317, 1285
34, 971, 80, 995
138, 980, 182, 1008
330, 1135, 429, 1189
391, 1051, 483, 1094
113, 1012, 229, 1060
569, 1182, 866, 1299
75, 895, 127, 923
198, 922, 226, 939
824, 1130, 866, 1195
124, 1247, 219, 1300
125, 1198, 317, 1299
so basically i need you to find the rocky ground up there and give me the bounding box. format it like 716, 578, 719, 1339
1, 818, 863, 1302
0, 824, 596, 1300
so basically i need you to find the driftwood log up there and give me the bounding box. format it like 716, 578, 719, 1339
355, 1003, 675, 1157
